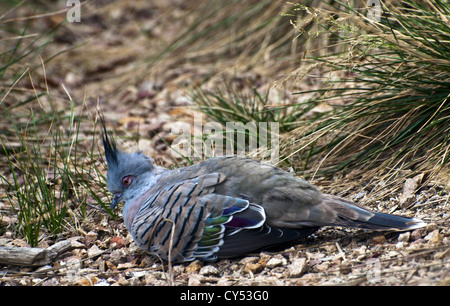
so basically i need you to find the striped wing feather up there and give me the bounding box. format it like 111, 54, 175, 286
130, 173, 266, 262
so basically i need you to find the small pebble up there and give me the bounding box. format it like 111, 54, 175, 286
266, 255, 286, 269
244, 263, 264, 274
424, 229, 444, 244
87, 244, 103, 258
185, 260, 203, 273
288, 258, 307, 278
372, 235, 386, 245
398, 232, 410, 242
188, 274, 202, 286
199, 265, 219, 276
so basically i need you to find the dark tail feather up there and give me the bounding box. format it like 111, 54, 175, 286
363, 211, 426, 230
323, 194, 426, 231
217, 225, 318, 258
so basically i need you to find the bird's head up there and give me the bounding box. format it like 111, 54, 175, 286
101, 120, 155, 210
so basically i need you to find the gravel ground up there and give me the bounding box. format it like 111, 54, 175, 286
1, 184, 448, 286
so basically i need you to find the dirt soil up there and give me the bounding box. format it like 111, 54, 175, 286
0, 0, 449, 286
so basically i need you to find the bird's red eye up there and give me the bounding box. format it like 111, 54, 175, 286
122, 176, 134, 187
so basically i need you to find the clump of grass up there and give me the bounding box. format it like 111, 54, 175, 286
0, 6, 113, 246
181, 1, 373, 164
0, 80, 113, 246
188, 85, 284, 160
280, 0, 450, 187
191, 83, 300, 130
1, 99, 74, 246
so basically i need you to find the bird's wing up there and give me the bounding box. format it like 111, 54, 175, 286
186, 157, 425, 232
129, 172, 268, 262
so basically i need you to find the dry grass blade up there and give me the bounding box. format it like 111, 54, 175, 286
146, 217, 176, 286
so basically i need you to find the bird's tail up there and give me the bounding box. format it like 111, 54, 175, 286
322, 194, 426, 231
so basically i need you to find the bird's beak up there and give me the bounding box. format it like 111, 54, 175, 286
110, 193, 123, 210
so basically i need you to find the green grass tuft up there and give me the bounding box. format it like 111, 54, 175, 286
280, 0, 450, 184
0, 6, 114, 245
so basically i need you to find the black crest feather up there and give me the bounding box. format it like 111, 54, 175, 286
98, 110, 118, 167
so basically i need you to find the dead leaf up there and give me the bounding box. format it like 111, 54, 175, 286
110, 236, 126, 248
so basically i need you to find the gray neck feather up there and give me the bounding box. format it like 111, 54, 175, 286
122, 166, 168, 229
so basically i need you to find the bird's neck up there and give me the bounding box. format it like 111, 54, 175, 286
122, 166, 168, 229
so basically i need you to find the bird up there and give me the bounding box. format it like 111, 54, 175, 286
101, 120, 426, 263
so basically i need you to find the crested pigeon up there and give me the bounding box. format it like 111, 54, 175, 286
101, 122, 426, 263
